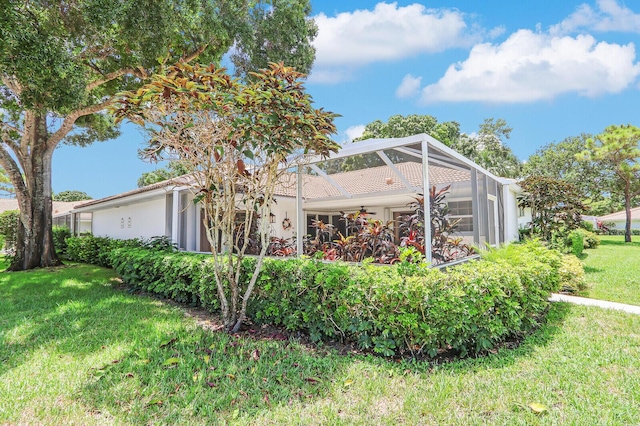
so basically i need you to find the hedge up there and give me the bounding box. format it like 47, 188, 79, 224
66, 236, 575, 358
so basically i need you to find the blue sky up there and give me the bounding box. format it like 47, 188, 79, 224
53, 0, 640, 199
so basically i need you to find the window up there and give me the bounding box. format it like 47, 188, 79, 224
306, 213, 345, 242
447, 200, 473, 232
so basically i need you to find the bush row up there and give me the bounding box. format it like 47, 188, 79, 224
603, 229, 640, 236
65, 236, 576, 357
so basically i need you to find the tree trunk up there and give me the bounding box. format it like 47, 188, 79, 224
7, 116, 61, 271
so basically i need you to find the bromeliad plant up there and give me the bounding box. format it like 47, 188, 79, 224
112, 62, 338, 333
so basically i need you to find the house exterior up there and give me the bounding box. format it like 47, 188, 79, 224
598, 207, 640, 231
0, 198, 91, 234
70, 133, 523, 264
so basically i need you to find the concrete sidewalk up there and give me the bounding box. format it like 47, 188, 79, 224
550, 293, 640, 315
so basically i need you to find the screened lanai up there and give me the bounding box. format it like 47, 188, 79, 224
291, 133, 521, 265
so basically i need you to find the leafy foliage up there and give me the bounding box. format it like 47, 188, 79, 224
518, 175, 587, 242
76, 237, 569, 358
579, 124, 640, 242
355, 114, 462, 146
52, 190, 92, 202
0, 0, 319, 271
399, 186, 474, 264
303, 212, 398, 264
352, 116, 521, 178
0, 209, 18, 250
231, 0, 317, 77
112, 62, 338, 333
558, 255, 588, 294
523, 134, 614, 205
52, 226, 71, 255
137, 162, 190, 187
453, 118, 522, 178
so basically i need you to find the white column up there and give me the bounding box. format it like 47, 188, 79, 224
421, 138, 432, 264
296, 166, 304, 256
171, 189, 180, 246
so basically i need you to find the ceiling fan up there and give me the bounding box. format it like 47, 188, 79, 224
357, 206, 377, 216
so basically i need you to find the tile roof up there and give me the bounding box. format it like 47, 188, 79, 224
74, 175, 195, 209
598, 206, 640, 221
299, 162, 471, 199
0, 198, 82, 216
74, 162, 473, 209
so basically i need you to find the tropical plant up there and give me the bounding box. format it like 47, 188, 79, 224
400, 185, 473, 264
112, 62, 338, 333
518, 175, 588, 242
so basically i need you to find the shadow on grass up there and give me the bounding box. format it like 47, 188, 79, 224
598, 237, 640, 248
79, 302, 574, 424
0, 265, 172, 375
584, 266, 604, 273
0, 263, 573, 424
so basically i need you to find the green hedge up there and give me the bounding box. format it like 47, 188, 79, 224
605, 229, 640, 236
66, 236, 144, 267
67, 237, 573, 358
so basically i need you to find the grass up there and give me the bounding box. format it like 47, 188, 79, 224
581, 235, 640, 306
1, 260, 640, 424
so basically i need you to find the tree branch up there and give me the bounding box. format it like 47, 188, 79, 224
0, 121, 23, 136
86, 67, 146, 91
47, 99, 113, 148
182, 44, 208, 63
0, 141, 27, 197
0, 125, 23, 167
1, 75, 22, 96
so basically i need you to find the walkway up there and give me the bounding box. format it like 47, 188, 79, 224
550, 293, 640, 315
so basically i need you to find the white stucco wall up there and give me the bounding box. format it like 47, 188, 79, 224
91, 196, 166, 240
503, 185, 521, 242
270, 196, 297, 240
608, 219, 640, 230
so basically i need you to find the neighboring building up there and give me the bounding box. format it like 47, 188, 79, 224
71, 133, 524, 265
0, 199, 91, 234
598, 207, 640, 231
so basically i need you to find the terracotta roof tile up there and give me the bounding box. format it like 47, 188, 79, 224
598, 206, 640, 221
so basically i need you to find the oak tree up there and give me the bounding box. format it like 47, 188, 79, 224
0, 0, 317, 270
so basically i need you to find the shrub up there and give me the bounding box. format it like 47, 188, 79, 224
0, 209, 19, 250
606, 229, 640, 236
66, 236, 144, 267
576, 228, 600, 249
75, 237, 573, 358
52, 226, 72, 255
558, 255, 587, 294
581, 220, 595, 232
570, 230, 584, 256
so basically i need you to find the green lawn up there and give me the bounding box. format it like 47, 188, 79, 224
582, 235, 640, 306
1, 261, 640, 424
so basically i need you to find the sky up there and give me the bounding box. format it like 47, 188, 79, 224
52, 0, 640, 199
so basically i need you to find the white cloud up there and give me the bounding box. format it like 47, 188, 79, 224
310, 2, 481, 83
395, 74, 422, 98
550, 0, 640, 35
420, 30, 640, 103
345, 124, 366, 142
